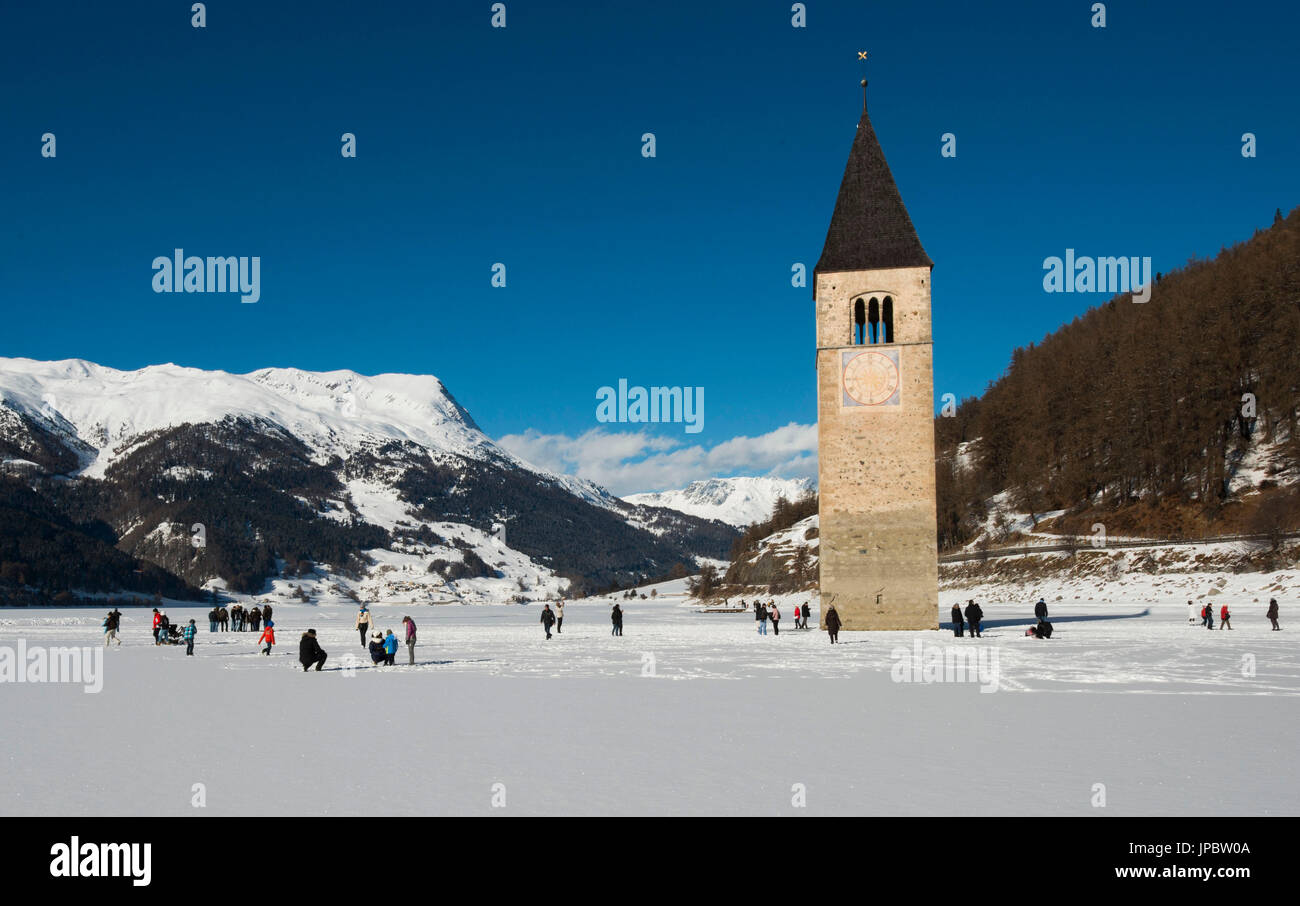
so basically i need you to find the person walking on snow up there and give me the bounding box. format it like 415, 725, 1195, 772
964, 600, 983, 638
555, 600, 565, 634
1267, 598, 1281, 631
1202, 603, 1214, 630
402, 616, 417, 665
1220, 604, 1232, 630
183, 619, 198, 656
951, 602, 964, 638
355, 605, 373, 647
801, 602, 811, 630
151, 608, 162, 644
103, 610, 122, 647
208, 607, 219, 633
540, 604, 556, 640
258, 620, 275, 656
382, 630, 398, 666
218, 606, 229, 632
824, 605, 841, 644
756, 601, 768, 636
611, 603, 623, 636
770, 602, 781, 636
1034, 598, 1048, 622
299, 629, 327, 672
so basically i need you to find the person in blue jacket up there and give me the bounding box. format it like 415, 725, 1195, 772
182, 619, 198, 656
382, 629, 399, 666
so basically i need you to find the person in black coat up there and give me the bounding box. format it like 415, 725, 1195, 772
540, 604, 556, 640
964, 600, 983, 638
368, 632, 387, 665
611, 603, 623, 636
299, 629, 327, 672
824, 605, 841, 644
950, 603, 964, 637
1034, 598, 1048, 622
1267, 598, 1281, 631
801, 602, 811, 630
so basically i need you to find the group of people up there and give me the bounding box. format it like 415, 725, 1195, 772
1191, 598, 1282, 630
144, 605, 272, 656
105, 592, 1288, 669
354, 606, 418, 665
746, 599, 813, 636
101, 608, 123, 646
539, 601, 565, 638
143, 608, 202, 655
539, 601, 624, 638
950, 600, 986, 638
205, 602, 271, 633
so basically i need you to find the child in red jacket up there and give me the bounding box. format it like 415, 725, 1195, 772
259, 621, 276, 654
1220, 605, 1232, 630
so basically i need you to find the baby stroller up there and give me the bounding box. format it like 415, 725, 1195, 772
162, 623, 184, 645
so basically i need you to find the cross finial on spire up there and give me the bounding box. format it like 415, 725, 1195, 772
857, 50, 869, 112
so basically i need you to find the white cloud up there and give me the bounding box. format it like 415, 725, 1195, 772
497, 423, 818, 497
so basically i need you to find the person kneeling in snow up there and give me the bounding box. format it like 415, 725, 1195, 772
300, 629, 327, 672
368, 631, 387, 665
1026, 621, 1053, 639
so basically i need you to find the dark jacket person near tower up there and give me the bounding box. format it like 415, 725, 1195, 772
950, 603, 964, 637
824, 606, 841, 644
964, 600, 983, 638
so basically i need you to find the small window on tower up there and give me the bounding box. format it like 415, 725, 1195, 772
853, 298, 866, 345
868, 297, 880, 344
882, 296, 895, 344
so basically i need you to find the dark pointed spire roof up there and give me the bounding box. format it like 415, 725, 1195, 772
814, 107, 931, 277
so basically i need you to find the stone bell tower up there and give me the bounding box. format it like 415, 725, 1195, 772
814, 83, 938, 631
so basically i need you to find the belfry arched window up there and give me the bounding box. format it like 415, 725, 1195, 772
868, 297, 880, 344
882, 296, 895, 344
853, 298, 866, 344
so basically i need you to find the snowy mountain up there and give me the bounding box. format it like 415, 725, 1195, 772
0, 358, 737, 604
624, 476, 815, 528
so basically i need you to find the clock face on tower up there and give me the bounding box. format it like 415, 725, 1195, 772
841, 348, 901, 408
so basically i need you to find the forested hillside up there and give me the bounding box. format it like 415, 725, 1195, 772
936, 206, 1300, 550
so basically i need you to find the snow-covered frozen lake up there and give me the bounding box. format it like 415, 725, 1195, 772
2, 587, 1296, 816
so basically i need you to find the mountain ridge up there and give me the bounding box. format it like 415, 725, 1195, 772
0, 357, 738, 603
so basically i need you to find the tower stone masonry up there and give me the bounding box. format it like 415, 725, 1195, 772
815, 99, 939, 631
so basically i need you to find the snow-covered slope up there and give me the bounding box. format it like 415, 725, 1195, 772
0, 357, 581, 491
0, 358, 738, 601
624, 476, 814, 527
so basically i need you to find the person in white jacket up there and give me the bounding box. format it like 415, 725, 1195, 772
354, 605, 373, 647
555, 600, 565, 634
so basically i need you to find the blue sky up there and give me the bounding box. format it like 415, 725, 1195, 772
2, 1, 1296, 494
